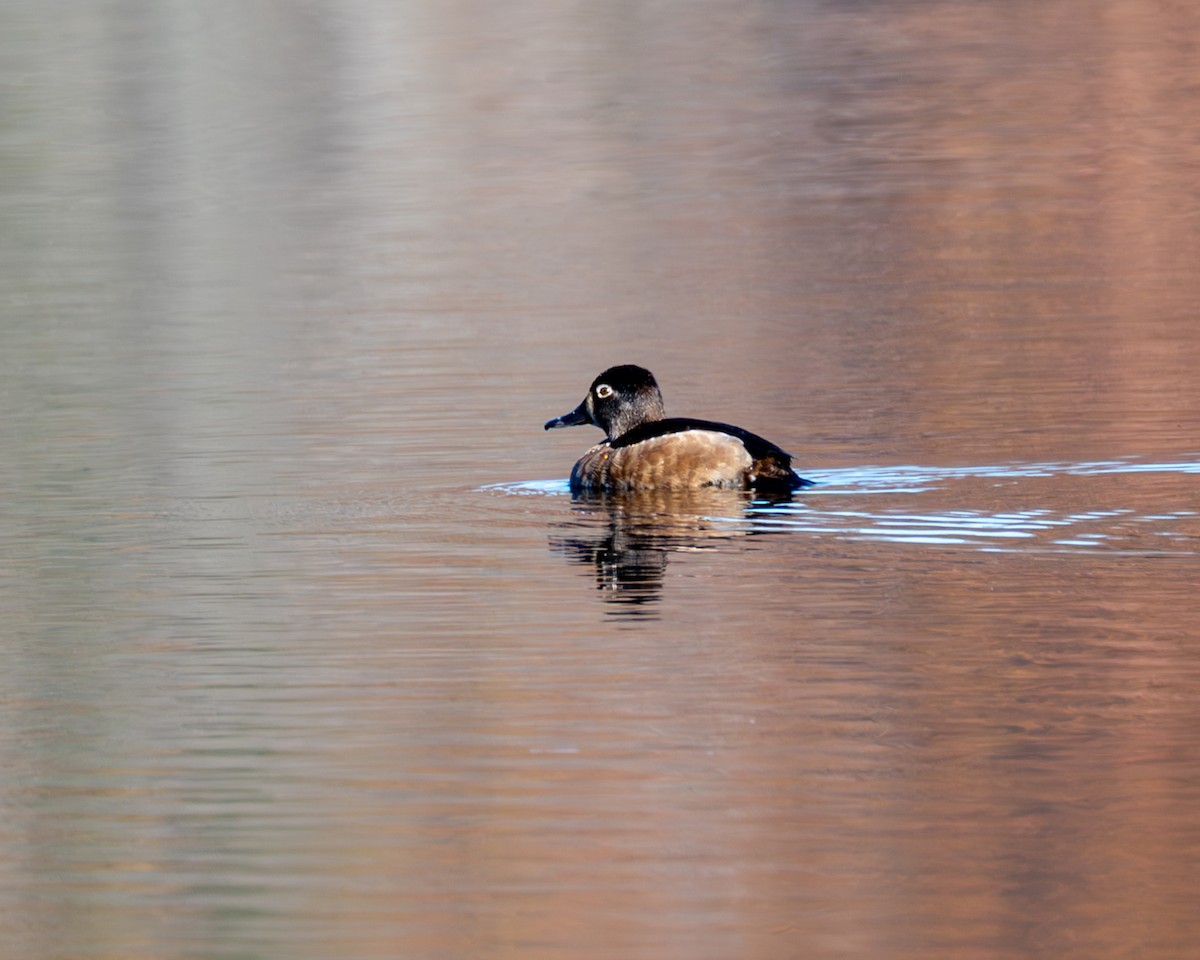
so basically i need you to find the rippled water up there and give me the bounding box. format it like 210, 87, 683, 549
4, 2, 1200, 959
500, 455, 1200, 552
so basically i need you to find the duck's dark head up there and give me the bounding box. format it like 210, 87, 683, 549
544, 364, 666, 440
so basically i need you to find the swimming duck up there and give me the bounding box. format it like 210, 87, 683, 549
544, 364, 813, 492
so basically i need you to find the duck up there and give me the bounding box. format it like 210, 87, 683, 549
544, 364, 814, 492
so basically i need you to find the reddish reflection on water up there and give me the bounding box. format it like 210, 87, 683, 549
2, 1, 1200, 959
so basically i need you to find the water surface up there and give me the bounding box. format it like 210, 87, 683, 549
3, 2, 1200, 959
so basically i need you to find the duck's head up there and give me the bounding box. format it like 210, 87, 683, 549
544, 364, 666, 440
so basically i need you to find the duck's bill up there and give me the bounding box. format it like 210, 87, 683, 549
544, 401, 590, 430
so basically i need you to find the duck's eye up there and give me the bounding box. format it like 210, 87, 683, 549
595, 384, 614, 399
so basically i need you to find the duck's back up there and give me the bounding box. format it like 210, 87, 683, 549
571, 418, 809, 492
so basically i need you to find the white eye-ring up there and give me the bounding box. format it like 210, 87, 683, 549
595, 383, 614, 399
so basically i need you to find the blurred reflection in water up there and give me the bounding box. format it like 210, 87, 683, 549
535, 453, 1200, 617
2, 1, 1200, 959
550, 488, 797, 616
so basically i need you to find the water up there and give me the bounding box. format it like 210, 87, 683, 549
4, 2, 1200, 958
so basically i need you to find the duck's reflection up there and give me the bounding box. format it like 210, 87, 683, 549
549, 487, 796, 617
